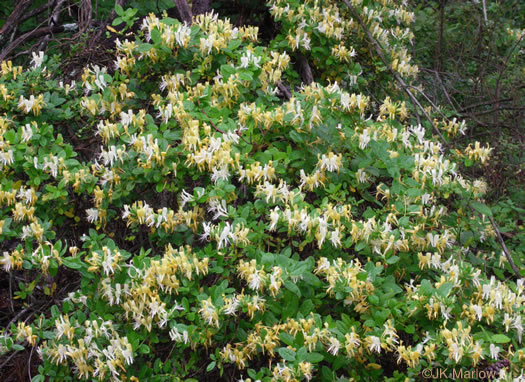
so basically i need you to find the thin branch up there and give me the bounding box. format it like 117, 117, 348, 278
468, 106, 524, 117
481, 0, 488, 25
432, 70, 458, 112
28, 346, 35, 381
459, 98, 513, 112
487, 214, 521, 278
341, 0, 450, 148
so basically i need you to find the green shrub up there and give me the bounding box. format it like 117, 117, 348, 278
0, 1, 523, 381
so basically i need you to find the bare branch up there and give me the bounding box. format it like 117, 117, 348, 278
0, 0, 33, 47
481, 0, 488, 25
0, 24, 76, 62
20, 1, 54, 25
277, 81, 291, 100
295, 51, 314, 85
173, 0, 193, 25
487, 214, 521, 278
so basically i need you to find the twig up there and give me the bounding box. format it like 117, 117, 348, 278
6, 307, 32, 332
487, 214, 521, 278
9, 272, 14, 313
341, 0, 450, 148
195, 100, 225, 134
468, 106, 524, 117
459, 98, 512, 112
28, 345, 35, 381
432, 70, 458, 112
494, 34, 524, 113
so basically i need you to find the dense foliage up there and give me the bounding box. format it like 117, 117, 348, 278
0, 1, 523, 381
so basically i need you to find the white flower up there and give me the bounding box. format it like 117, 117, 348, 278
94, 74, 107, 91
269, 207, 280, 231
327, 337, 340, 355
410, 124, 425, 144
175, 24, 191, 47
489, 344, 500, 360
86, 208, 99, 223
21, 124, 33, 142
0, 150, 14, 167
0, 252, 13, 272
330, 229, 341, 247
18, 95, 36, 113
31, 51, 45, 69
200, 222, 212, 242
368, 336, 381, 353
180, 189, 194, 208
450, 342, 463, 362
217, 222, 234, 249
472, 304, 483, 321
513, 315, 523, 343
211, 165, 230, 184
248, 270, 263, 291
208, 198, 228, 220
359, 129, 370, 149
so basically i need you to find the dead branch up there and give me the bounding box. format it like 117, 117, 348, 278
341, 0, 450, 148
0, 0, 33, 47
277, 81, 292, 100
459, 97, 513, 112
173, 0, 193, 25
487, 214, 521, 278
78, 0, 93, 33
295, 51, 314, 85
20, 1, 54, 24
0, 24, 76, 62
50, 0, 67, 27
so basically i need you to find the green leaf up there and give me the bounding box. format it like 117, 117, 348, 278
137, 43, 154, 52
491, 334, 511, 343
386, 255, 400, 264
277, 347, 296, 362
62, 257, 83, 270
115, 4, 124, 15
471, 201, 492, 217
279, 332, 295, 346
437, 282, 454, 298
284, 280, 301, 297
419, 279, 433, 296
306, 352, 324, 363
206, 361, 216, 372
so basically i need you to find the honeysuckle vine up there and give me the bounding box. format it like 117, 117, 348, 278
0, 1, 522, 381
